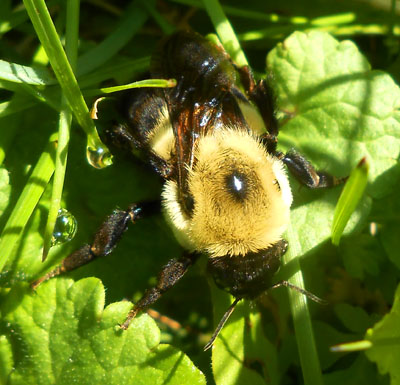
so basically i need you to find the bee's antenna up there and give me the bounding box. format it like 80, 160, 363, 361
204, 297, 241, 351
270, 280, 328, 304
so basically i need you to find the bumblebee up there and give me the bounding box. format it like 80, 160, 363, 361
33, 31, 344, 349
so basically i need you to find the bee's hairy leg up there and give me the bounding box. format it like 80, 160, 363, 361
103, 122, 139, 152
237, 66, 279, 151
102, 93, 172, 180
280, 149, 347, 188
120, 252, 200, 329
31, 201, 161, 290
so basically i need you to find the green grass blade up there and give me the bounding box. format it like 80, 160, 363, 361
42, 0, 79, 261
76, 0, 152, 77
85, 78, 177, 97
41, 104, 72, 261
331, 158, 369, 246
283, 223, 324, 385
139, 0, 175, 34
172, 0, 292, 23
202, 0, 248, 67
0, 136, 57, 271
22, 0, 111, 164
330, 340, 372, 353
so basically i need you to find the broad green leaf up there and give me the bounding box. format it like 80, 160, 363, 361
365, 283, 400, 384
270, 31, 400, 199
0, 278, 205, 385
268, 31, 400, 257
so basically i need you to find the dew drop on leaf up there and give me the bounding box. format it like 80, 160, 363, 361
51, 208, 78, 246
86, 145, 113, 169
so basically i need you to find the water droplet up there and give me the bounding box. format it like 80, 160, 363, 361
51, 209, 78, 246
86, 146, 113, 169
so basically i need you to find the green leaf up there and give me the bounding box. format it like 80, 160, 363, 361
324, 355, 387, 385
267, 31, 400, 258
332, 158, 369, 245
269, 31, 400, 199
313, 320, 358, 370
340, 234, 384, 279
380, 223, 400, 271
370, 181, 400, 271
0, 278, 205, 385
0, 59, 55, 85
365, 283, 400, 384
334, 303, 376, 333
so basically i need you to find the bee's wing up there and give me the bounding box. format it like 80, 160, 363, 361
168, 88, 248, 207
151, 30, 249, 212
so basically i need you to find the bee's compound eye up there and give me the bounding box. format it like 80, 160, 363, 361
225, 170, 248, 201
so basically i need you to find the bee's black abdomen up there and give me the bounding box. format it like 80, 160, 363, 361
207, 240, 288, 299
151, 31, 236, 97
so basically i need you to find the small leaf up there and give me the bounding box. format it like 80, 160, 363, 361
334, 303, 376, 333
365, 283, 400, 384
340, 234, 383, 279
0, 278, 206, 385
332, 158, 369, 245
313, 320, 359, 369
324, 355, 386, 385
381, 223, 400, 271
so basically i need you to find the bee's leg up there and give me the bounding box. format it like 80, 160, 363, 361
101, 90, 172, 179
31, 201, 160, 289
280, 149, 346, 188
237, 66, 279, 153
120, 252, 199, 329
